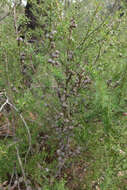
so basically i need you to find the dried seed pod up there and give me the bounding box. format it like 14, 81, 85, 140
20, 52, 26, 60
55, 50, 60, 55
51, 30, 57, 35
49, 35, 53, 40
71, 23, 77, 28
48, 59, 55, 64
51, 53, 59, 58
51, 41, 56, 49
55, 61, 60, 66
67, 50, 74, 60
70, 18, 77, 29
62, 102, 68, 108
59, 112, 64, 116
57, 149, 61, 155
48, 58, 53, 63
17, 37, 24, 42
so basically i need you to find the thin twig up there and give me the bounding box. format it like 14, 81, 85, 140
92, 43, 103, 65
77, 4, 100, 49
0, 99, 8, 112
13, 3, 18, 36
0, 12, 10, 22
15, 145, 28, 189
7, 101, 32, 164
0, 93, 31, 164
8, 167, 15, 190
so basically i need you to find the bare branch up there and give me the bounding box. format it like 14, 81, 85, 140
0, 12, 10, 22
13, 5, 18, 35
7, 101, 32, 164
15, 145, 28, 188
0, 99, 8, 112
0, 92, 32, 164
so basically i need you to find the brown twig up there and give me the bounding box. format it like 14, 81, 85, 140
15, 146, 28, 189
13, 3, 18, 37
0, 12, 10, 22
0, 92, 32, 164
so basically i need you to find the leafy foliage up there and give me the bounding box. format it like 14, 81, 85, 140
0, 0, 127, 189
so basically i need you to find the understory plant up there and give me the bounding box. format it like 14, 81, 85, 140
0, 0, 127, 189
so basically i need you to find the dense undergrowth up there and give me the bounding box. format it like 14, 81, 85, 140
0, 0, 127, 189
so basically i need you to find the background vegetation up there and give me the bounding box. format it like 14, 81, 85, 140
0, 0, 127, 189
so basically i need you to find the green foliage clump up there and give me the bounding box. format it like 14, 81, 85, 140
0, 0, 127, 189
